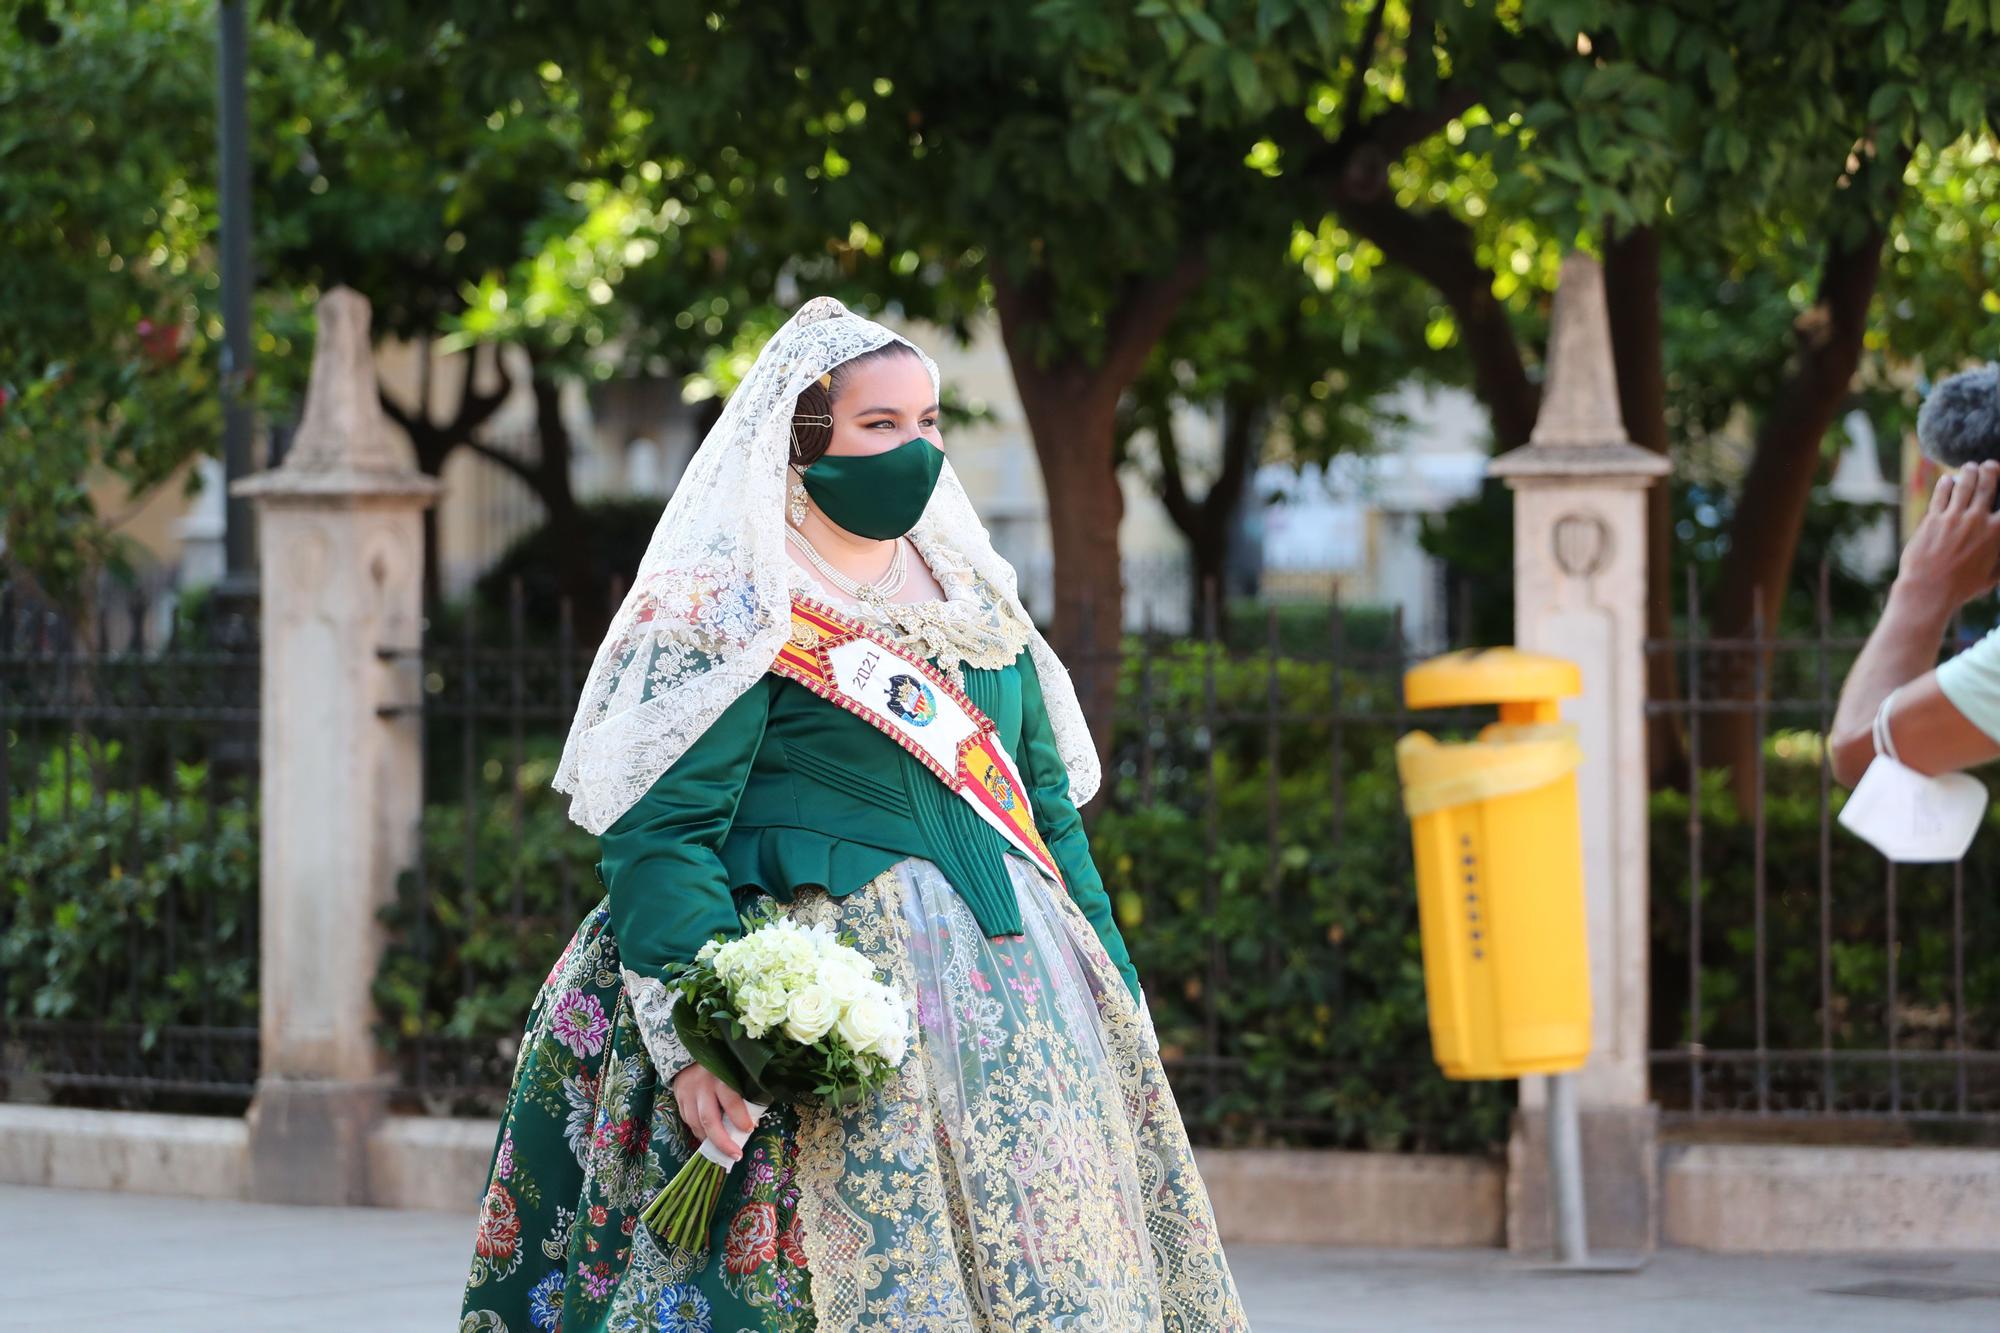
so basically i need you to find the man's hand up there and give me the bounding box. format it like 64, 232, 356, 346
1829, 460, 2000, 787
1894, 460, 2000, 619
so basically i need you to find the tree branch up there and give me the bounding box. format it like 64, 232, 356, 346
451, 341, 515, 437
378, 385, 419, 439
1101, 248, 1211, 391
459, 436, 541, 488
1285, 70, 1536, 447
1342, 0, 1390, 133
1153, 407, 1197, 534
1332, 189, 1540, 447
991, 243, 1209, 404
1298, 82, 1480, 199
1211, 387, 1258, 525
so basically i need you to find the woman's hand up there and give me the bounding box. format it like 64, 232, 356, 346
1894, 460, 2000, 620
670, 1064, 756, 1161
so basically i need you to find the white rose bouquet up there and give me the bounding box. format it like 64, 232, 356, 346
638, 899, 911, 1249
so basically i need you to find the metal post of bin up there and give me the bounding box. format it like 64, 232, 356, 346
1548, 1070, 1588, 1263
1518, 1071, 1646, 1273
1527, 1065, 1645, 1274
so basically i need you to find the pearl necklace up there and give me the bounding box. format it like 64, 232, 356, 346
785, 525, 909, 603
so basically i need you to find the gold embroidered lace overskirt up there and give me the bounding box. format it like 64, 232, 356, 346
781, 854, 1249, 1332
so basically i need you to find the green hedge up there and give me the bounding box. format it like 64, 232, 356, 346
1648, 749, 2000, 1112
37, 651, 1999, 1140
1092, 640, 1511, 1153
2, 740, 258, 1045
372, 743, 597, 1068
370, 640, 1511, 1151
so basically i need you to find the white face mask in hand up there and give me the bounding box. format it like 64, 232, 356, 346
1837, 687, 1988, 862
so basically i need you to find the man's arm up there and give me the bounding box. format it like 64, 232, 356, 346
1829, 459, 2000, 786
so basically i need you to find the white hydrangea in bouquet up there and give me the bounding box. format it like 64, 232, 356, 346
639, 899, 912, 1249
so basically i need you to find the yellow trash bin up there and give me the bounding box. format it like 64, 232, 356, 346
1395, 648, 1592, 1080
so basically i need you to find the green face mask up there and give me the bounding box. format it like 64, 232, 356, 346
801, 437, 946, 540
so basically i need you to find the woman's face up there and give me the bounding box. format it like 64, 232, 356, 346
824, 351, 943, 458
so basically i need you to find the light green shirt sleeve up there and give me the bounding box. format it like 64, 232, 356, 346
1934, 625, 2000, 743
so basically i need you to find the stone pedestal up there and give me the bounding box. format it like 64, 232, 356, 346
232, 288, 437, 1205
1487, 253, 1670, 1253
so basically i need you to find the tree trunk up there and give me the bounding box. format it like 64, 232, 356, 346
526, 370, 607, 637
1698, 225, 1888, 793
1008, 363, 1127, 726
378, 339, 512, 616
1152, 388, 1260, 633
421, 507, 444, 615
990, 257, 1209, 780
1603, 223, 1687, 790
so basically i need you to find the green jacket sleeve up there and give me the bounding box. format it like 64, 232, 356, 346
1017, 651, 1144, 1008
597, 678, 772, 977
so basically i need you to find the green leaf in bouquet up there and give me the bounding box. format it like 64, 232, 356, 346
717, 1020, 780, 1099
670, 992, 768, 1102
820, 1077, 878, 1110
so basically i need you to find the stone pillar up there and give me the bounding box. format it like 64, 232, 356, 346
1487, 253, 1670, 1253
231, 288, 438, 1205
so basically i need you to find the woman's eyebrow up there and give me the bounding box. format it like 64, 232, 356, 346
850, 402, 942, 416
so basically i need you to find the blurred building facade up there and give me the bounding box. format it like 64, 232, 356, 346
92, 311, 1496, 641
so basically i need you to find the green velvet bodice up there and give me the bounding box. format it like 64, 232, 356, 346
595, 647, 1140, 1004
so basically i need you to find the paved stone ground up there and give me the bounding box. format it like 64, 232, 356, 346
3, 1184, 1997, 1330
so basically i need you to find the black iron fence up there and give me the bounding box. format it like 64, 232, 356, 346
376, 577, 1514, 1152
0, 584, 261, 1111
18, 547, 1983, 1143
1646, 561, 2000, 1129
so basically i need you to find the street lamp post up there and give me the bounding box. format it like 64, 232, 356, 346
216, 0, 255, 600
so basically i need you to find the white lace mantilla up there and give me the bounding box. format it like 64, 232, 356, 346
551, 294, 1100, 837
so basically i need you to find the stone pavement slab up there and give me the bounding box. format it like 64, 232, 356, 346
1233, 1244, 2000, 1330
3, 1184, 1998, 1330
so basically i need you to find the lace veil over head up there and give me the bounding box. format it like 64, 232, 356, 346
552, 296, 1101, 835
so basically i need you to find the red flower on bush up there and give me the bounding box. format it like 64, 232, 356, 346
588, 1203, 609, 1227
723, 1200, 779, 1275
135, 317, 183, 366
474, 1181, 519, 1263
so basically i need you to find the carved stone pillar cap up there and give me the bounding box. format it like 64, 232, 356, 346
1488, 253, 1670, 484
232, 286, 440, 505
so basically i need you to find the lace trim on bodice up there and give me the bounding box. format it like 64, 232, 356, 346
783, 530, 1034, 691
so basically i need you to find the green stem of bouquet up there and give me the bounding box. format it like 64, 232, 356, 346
640, 1154, 729, 1250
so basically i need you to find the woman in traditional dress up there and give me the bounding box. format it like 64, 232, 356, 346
460, 296, 1249, 1332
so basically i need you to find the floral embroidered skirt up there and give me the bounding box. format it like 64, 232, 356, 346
459, 853, 1249, 1332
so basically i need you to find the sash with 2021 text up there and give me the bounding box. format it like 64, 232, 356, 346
768, 594, 1065, 889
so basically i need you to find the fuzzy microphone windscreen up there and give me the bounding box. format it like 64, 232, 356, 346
1916, 363, 2000, 467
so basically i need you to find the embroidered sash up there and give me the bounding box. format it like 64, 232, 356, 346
770, 595, 1066, 889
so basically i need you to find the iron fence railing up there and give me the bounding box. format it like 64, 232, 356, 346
1646, 560, 2000, 1127
0, 584, 261, 1111
377, 576, 1512, 1152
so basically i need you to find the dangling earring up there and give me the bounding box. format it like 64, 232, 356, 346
788, 468, 810, 527
791, 374, 833, 527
